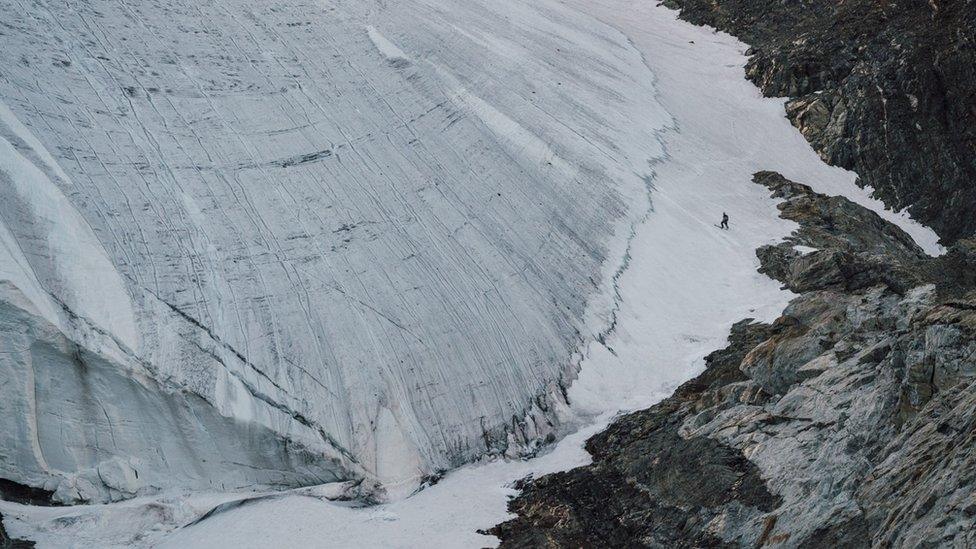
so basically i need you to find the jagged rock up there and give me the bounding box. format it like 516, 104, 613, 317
786, 93, 848, 152
861, 375, 976, 548
753, 171, 929, 294
493, 172, 976, 547
931, 238, 976, 299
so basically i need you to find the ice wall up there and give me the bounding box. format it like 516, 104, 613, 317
0, 0, 669, 500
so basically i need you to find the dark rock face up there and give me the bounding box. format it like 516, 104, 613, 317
753, 171, 930, 294
491, 172, 976, 547
663, 0, 976, 243
490, 320, 777, 548
0, 480, 55, 507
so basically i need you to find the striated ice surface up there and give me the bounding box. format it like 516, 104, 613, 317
0, 0, 670, 500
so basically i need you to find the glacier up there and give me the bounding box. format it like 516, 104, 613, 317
0, 0, 671, 502
143, 1, 943, 546
0, 0, 949, 545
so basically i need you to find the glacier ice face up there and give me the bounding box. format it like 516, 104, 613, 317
0, 0, 669, 500
0, 281, 353, 504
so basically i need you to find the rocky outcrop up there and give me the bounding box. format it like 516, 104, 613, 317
663, 0, 976, 243
491, 172, 976, 547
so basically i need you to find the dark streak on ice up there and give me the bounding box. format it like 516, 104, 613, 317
272, 149, 332, 168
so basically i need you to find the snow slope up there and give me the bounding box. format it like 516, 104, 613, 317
0, 0, 671, 500
0, 0, 943, 546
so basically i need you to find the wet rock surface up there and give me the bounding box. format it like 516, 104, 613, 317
491, 172, 976, 547
663, 0, 976, 243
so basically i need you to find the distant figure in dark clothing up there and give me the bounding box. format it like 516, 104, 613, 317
720, 212, 729, 230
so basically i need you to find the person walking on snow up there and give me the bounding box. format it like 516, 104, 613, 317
720, 212, 729, 230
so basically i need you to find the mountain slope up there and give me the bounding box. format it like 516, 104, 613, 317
0, 0, 669, 501
492, 172, 976, 547
664, 0, 976, 243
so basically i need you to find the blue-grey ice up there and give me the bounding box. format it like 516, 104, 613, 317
0, 0, 669, 502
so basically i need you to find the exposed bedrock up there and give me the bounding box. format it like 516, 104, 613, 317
664, 0, 976, 243
0, 0, 668, 501
492, 172, 976, 547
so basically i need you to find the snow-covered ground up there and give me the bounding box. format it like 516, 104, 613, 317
0, 0, 942, 546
